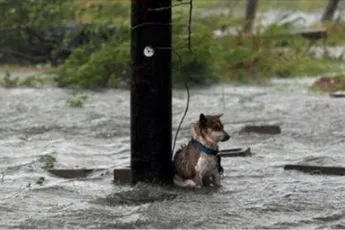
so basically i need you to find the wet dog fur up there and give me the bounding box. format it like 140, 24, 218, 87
172, 113, 230, 188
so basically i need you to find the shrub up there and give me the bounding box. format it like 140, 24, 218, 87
55, 30, 130, 88
56, 9, 220, 88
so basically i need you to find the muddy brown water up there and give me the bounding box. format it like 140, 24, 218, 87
1, 77, 345, 229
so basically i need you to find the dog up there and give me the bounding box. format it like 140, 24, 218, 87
172, 113, 230, 188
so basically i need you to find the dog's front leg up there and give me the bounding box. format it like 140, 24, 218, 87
211, 169, 221, 187
194, 157, 207, 188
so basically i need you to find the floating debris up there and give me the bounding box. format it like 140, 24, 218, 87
240, 125, 281, 134
218, 147, 252, 157
284, 165, 345, 176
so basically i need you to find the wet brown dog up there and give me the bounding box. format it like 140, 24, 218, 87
172, 113, 230, 188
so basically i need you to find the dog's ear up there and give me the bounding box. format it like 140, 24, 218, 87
216, 113, 223, 118
199, 113, 207, 127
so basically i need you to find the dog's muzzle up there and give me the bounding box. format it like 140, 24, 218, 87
221, 131, 230, 142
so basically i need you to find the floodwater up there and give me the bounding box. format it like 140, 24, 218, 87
1, 76, 345, 229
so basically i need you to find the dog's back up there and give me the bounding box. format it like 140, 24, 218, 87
173, 142, 200, 179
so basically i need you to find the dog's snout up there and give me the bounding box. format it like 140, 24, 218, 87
221, 131, 230, 142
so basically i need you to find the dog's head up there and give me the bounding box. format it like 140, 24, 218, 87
198, 113, 230, 144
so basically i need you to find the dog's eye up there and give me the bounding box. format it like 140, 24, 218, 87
214, 124, 222, 131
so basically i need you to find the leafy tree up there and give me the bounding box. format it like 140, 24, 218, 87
0, 0, 76, 63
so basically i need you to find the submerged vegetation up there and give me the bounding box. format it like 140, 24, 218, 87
0, 71, 51, 88
1, 0, 345, 89
40, 152, 57, 170
66, 91, 88, 108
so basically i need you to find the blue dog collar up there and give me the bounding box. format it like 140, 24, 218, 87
191, 139, 219, 155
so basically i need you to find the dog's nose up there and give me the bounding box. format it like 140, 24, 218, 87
221, 132, 230, 142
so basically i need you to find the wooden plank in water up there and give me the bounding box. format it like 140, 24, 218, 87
330, 92, 345, 98
240, 125, 281, 134
284, 164, 345, 176
48, 168, 104, 179
218, 147, 252, 157
113, 168, 132, 185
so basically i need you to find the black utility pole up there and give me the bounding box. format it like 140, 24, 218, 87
130, 0, 173, 185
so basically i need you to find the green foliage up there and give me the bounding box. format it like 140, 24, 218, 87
1, 0, 345, 89
0, 0, 75, 28
310, 74, 345, 92
56, 8, 219, 88
0, 72, 19, 87
325, 23, 345, 46
55, 25, 130, 88
0, 0, 77, 63
172, 10, 218, 86
66, 91, 88, 108
75, 0, 130, 24
55, 1, 345, 88
0, 71, 52, 88
18, 75, 49, 87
